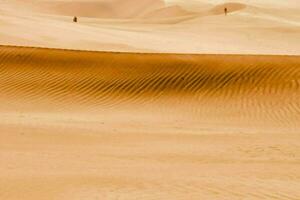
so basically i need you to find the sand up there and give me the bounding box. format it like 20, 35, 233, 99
0, 0, 300, 54
0, 0, 300, 199
0, 45, 300, 199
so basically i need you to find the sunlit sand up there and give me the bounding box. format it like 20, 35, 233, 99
1, 0, 300, 54
0, 1, 300, 199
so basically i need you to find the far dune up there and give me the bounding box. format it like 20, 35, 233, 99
142, 5, 195, 19
17, 0, 166, 18
210, 3, 247, 15
0, 0, 299, 54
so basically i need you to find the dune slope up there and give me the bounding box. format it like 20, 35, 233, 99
1, 46, 300, 200
0, 45, 299, 132
29, 0, 165, 18
1, 0, 299, 54
210, 3, 247, 15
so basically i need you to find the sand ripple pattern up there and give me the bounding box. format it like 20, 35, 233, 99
0, 46, 300, 131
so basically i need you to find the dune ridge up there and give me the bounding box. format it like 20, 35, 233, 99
1, 1, 299, 54
0, 45, 299, 133
1, 46, 300, 200
141, 5, 195, 19
17, 0, 168, 18
210, 3, 247, 15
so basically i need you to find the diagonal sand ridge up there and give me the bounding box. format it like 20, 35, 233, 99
0, 45, 300, 199
0, 45, 299, 132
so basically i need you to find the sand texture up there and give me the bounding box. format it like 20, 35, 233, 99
1, 45, 300, 199
1, 0, 300, 199
0, 0, 300, 54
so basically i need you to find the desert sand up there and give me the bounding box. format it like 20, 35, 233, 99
1, 0, 300, 199
1, 45, 300, 199
0, 0, 300, 54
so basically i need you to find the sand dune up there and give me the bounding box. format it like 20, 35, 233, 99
27, 0, 165, 18
1, 46, 300, 199
0, 0, 299, 54
210, 3, 247, 15
142, 5, 195, 19
1, 0, 300, 199
0, 45, 299, 132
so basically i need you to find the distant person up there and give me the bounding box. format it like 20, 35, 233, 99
224, 7, 228, 16
73, 16, 77, 23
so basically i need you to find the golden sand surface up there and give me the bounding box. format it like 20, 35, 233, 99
0, 0, 300, 54
0, 45, 300, 199
1, 0, 300, 199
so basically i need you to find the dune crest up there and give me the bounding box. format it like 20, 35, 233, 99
142, 5, 195, 19
0, 45, 299, 133
210, 2, 247, 15
0, 0, 299, 54
25, 0, 166, 18
1, 46, 300, 200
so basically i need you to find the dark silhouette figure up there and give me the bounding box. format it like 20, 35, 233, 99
224, 7, 228, 16
73, 16, 77, 23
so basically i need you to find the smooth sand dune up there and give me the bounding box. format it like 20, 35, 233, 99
142, 5, 195, 19
1, 46, 300, 199
210, 3, 247, 15
28, 0, 165, 18
0, 0, 299, 54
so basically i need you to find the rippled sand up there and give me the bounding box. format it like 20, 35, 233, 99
1, 45, 300, 199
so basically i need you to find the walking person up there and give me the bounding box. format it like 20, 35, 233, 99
73, 16, 78, 23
